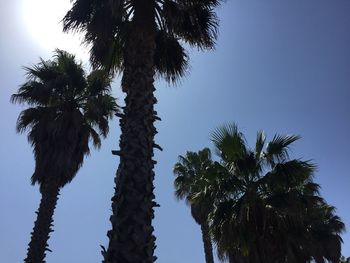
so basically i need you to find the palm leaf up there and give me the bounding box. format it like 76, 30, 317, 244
211, 123, 247, 162
265, 134, 301, 165
255, 130, 266, 159
154, 30, 189, 83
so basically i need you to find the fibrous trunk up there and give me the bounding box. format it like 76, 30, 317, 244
104, 1, 158, 262
201, 221, 214, 263
24, 182, 60, 263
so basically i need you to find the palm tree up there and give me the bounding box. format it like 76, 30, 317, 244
173, 148, 215, 263
11, 50, 117, 263
63, 1, 224, 262
209, 124, 344, 263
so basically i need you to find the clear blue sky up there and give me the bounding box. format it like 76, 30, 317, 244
1, 0, 349, 262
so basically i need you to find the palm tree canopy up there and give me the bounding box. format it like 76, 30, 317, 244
173, 147, 215, 223
11, 50, 118, 189
209, 123, 345, 263
63, 0, 222, 82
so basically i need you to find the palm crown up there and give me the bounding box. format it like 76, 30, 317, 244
63, 0, 221, 81
11, 49, 118, 189
209, 124, 344, 263
174, 148, 214, 223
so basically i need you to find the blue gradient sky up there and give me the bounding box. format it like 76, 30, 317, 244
1, 0, 349, 262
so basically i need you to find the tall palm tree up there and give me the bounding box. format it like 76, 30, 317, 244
209, 124, 345, 263
63, 1, 224, 262
173, 148, 215, 263
11, 50, 117, 263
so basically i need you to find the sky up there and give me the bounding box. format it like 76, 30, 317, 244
1, 0, 349, 262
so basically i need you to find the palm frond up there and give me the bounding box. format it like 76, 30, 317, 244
10, 82, 52, 106
154, 30, 189, 83
174, 174, 193, 200
87, 22, 127, 72
54, 49, 87, 93
199, 147, 212, 162
264, 160, 316, 191
163, 1, 218, 49
15, 107, 50, 134
211, 123, 247, 162
23, 59, 58, 82
265, 134, 301, 165
62, 0, 96, 32
255, 130, 266, 159
179, 0, 223, 7
88, 126, 101, 149
64, 0, 127, 72
86, 70, 113, 95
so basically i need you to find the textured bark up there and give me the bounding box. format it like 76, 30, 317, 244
103, 1, 158, 262
200, 221, 214, 263
24, 182, 60, 263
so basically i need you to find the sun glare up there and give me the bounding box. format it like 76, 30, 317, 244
21, 0, 89, 61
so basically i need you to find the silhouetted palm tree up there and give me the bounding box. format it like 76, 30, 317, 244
173, 148, 215, 263
63, 1, 224, 262
11, 50, 117, 263
209, 124, 344, 263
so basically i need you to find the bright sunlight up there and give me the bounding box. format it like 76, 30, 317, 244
21, 0, 89, 60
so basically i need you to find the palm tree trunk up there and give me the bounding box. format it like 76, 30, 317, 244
104, 1, 158, 262
24, 182, 60, 263
200, 221, 214, 263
